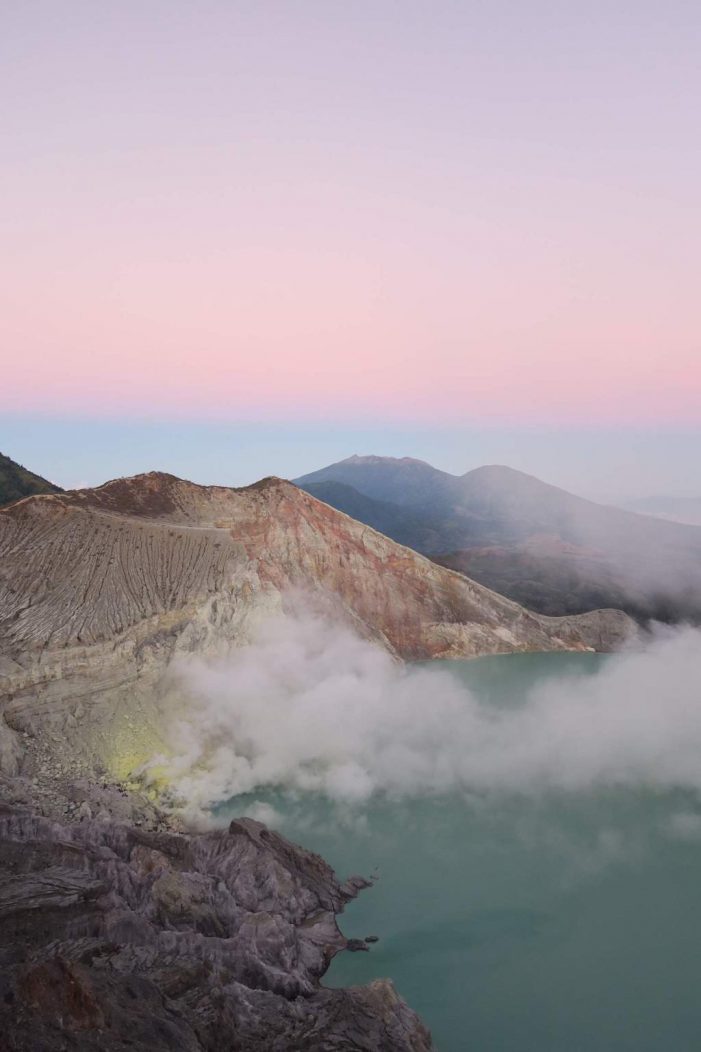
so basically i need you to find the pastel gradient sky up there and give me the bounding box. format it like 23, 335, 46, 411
2, 2, 699, 495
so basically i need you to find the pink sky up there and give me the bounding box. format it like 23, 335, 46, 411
2, 2, 699, 425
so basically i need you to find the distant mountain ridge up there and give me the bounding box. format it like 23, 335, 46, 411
624, 495, 701, 527
300, 454, 459, 509
296, 456, 701, 622
0, 452, 62, 507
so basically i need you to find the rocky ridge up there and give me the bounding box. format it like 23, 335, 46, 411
0, 472, 634, 784
0, 471, 633, 781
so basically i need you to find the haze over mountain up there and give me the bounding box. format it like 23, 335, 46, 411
623, 495, 701, 527
0, 451, 62, 508
296, 456, 701, 622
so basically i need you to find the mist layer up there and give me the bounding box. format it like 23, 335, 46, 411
151, 615, 701, 817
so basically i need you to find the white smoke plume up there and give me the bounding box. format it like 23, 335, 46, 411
150, 613, 701, 818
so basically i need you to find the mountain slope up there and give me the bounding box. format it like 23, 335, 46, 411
0, 451, 62, 507
295, 457, 701, 620
0, 472, 631, 779
301, 480, 452, 551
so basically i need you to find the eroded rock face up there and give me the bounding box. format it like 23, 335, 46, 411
0, 806, 433, 1051
0, 472, 630, 658
0, 472, 634, 776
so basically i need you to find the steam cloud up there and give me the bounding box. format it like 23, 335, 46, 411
152, 613, 701, 817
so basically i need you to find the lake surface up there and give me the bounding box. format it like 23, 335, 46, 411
217, 652, 701, 1051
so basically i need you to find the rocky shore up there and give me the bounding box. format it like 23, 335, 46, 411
0, 799, 433, 1051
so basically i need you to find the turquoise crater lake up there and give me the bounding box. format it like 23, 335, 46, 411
216, 652, 701, 1051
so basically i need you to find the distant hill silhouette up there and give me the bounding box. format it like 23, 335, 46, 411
297, 456, 701, 622
0, 452, 62, 507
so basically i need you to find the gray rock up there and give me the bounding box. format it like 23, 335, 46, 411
0, 805, 434, 1050
0, 717, 22, 777
346, 938, 371, 952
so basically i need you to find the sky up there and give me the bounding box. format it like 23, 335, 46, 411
2, 1, 699, 498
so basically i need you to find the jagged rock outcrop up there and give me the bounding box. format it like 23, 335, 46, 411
0, 472, 633, 777
0, 806, 432, 1050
